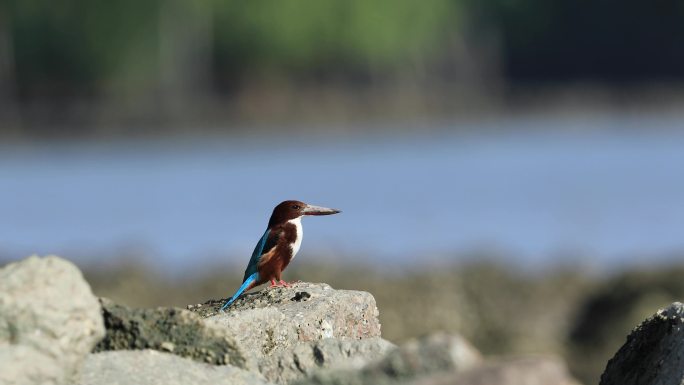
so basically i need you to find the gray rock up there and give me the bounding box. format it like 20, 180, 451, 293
0, 346, 65, 385
296, 333, 482, 385
260, 337, 395, 384
196, 282, 384, 380
95, 282, 387, 384
0, 255, 105, 385
94, 298, 245, 367
78, 350, 272, 385
409, 356, 581, 385
600, 301, 684, 385
372, 333, 482, 378
197, 282, 382, 343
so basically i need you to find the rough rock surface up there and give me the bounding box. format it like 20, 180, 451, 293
194, 282, 381, 343
79, 350, 272, 385
0, 255, 105, 385
94, 282, 390, 384
409, 356, 581, 385
600, 301, 684, 385
296, 333, 482, 385
191, 282, 387, 381
260, 337, 394, 384
0, 255, 585, 385
94, 298, 245, 367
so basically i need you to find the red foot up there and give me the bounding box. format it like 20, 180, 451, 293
268, 279, 299, 288
269, 279, 288, 288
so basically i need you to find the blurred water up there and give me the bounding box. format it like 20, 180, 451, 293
1, 114, 684, 271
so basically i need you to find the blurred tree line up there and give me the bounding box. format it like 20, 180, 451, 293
2, 1, 462, 98
1, 0, 683, 133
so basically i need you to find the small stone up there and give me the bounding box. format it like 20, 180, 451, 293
160, 342, 175, 352
292, 291, 312, 302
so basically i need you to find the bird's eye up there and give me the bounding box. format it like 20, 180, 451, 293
292, 205, 300, 210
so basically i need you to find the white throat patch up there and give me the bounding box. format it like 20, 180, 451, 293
287, 217, 303, 259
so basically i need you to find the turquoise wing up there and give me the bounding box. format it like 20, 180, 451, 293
242, 229, 273, 282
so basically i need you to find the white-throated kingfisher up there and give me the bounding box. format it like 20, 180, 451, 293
220, 200, 340, 310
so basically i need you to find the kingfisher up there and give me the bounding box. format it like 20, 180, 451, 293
220, 200, 340, 310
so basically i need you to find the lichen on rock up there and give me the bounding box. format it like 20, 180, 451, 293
94, 298, 245, 367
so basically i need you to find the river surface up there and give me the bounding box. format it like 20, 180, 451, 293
1, 114, 683, 272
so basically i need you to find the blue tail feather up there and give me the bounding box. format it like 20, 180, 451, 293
220, 273, 258, 311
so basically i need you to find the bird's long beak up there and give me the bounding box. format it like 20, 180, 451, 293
302, 204, 341, 216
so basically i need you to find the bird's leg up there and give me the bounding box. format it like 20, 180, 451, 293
269, 279, 280, 288
278, 280, 292, 287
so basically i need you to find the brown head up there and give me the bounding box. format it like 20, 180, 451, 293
267, 200, 340, 228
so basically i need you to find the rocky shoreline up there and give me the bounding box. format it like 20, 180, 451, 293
2, 255, 683, 385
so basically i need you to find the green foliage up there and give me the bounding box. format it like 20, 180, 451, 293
7, 0, 163, 94
211, 0, 459, 73
4, 0, 462, 95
